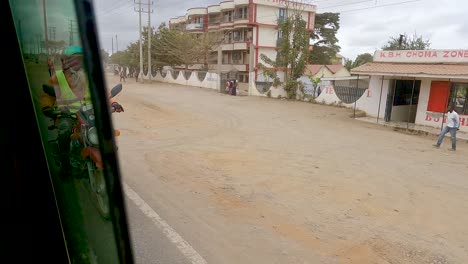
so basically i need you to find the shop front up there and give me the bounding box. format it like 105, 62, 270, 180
350, 49, 468, 133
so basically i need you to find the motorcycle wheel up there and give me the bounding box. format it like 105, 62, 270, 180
94, 168, 110, 220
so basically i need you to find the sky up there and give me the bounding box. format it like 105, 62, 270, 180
92, 0, 468, 60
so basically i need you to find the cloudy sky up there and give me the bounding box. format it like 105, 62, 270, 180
92, 0, 468, 60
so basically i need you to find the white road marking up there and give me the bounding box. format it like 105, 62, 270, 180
123, 183, 208, 264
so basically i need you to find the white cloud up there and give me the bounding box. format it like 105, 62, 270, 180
331, 0, 468, 60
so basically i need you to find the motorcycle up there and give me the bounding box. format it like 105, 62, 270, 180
44, 83, 123, 219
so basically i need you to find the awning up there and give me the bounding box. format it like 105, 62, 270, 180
351, 62, 468, 79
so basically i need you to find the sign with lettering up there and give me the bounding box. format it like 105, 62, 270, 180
424, 112, 468, 127
253, 0, 316, 11
374, 50, 468, 63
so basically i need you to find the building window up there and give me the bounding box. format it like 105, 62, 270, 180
224, 11, 233, 22
277, 30, 283, 39
393, 80, 421, 106
232, 51, 242, 63
279, 8, 287, 19
233, 31, 241, 42
235, 6, 248, 20
449, 83, 468, 115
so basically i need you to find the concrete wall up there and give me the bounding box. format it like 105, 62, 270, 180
353, 76, 389, 118
257, 27, 277, 47
256, 5, 278, 24
121, 66, 220, 91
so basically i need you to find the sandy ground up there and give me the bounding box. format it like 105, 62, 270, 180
109, 75, 468, 264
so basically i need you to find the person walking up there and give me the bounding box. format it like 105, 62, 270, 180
119, 68, 126, 82
433, 104, 460, 151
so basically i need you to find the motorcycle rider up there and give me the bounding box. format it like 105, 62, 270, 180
40, 45, 124, 180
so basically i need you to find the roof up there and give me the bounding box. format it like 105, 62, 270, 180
326, 64, 345, 73
351, 62, 468, 77
306, 64, 345, 75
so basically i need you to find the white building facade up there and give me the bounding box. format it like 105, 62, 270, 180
169, 0, 316, 87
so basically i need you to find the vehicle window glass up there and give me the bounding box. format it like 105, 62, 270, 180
8, 0, 127, 263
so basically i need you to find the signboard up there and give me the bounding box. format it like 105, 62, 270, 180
253, 0, 316, 11
374, 50, 468, 63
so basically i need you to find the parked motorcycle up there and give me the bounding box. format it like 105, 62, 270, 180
44, 83, 123, 219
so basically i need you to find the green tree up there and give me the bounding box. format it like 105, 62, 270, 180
259, 12, 310, 99
309, 12, 341, 65
151, 24, 225, 70
382, 32, 431, 50
344, 52, 373, 70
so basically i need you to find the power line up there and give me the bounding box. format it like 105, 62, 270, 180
320, 0, 374, 10
97, 2, 134, 18
338, 0, 421, 13
96, 0, 131, 16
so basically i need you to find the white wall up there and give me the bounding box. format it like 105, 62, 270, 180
256, 5, 278, 24
354, 76, 389, 118
135, 69, 220, 91
257, 27, 277, 47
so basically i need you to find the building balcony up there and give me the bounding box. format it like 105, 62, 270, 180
208, 24, 220, 30
220, 1, 235, 10
187, 7, 207, 16
234, 0, 249, 4
186, 23, 204, 31
221, 42, 249, 51
234, 19, 249, 27
220, 21, 234, 28
208, 5, 221, 13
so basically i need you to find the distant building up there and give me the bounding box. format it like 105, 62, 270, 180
169, 0, 316, 87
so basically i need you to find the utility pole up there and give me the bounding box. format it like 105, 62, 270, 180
116, 34, 119, 52
147, 0, 153, 81
112, 37, 114, 54
43, 0, 48, 54
134, 0, 152, 83
48, 26, 56, 40
398, 34, 404, 49
134, 0, 144, 83
69, 20, 76, 45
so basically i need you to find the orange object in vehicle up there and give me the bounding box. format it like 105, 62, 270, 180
81, 146, 103, 169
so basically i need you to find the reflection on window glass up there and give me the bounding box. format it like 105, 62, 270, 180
450, 83, 468, 114
9, 0, 123, 263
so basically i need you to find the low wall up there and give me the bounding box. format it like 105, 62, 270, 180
120, 66, 220, 91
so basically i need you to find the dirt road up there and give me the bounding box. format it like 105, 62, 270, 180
110, 75, 467, 264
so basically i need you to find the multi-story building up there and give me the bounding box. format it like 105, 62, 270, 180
169, 0, 316, 87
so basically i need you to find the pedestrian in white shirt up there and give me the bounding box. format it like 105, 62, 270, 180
433, 104, 460, 151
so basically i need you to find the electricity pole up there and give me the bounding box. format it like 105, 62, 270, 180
134, 0, 144, 83
69, 20, 77, 45
112, 37, 114, 54
43, 0, 48, 54
134, 0, 152, 83
116, 34, 119, 52
147, 0, 153, 81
